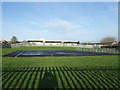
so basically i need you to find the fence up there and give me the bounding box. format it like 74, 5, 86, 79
11, 42, 32, 48
0, 43, 11, 48
2, 43, 119, 53
75, 47, 118, 53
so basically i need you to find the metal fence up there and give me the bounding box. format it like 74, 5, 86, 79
2, 43, 119, 53
11, 42, 32, 48
0, 43, 11, 48
75, 47, 118, 53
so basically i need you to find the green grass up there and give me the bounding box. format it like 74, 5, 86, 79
2, 46, 120, 89
2, 56, 119, 68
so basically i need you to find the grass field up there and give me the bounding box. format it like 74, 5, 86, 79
2, 46, 120, 89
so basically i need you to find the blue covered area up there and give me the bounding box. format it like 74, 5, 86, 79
3, 50, 119, 57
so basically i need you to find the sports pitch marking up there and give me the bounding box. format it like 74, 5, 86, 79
15, 51, 24, 58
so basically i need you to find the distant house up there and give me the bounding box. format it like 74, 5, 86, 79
101, 42, 119, 50
0, 40, 8, 43
79, 42, 118, 48
10, 41, 21, 44
45, 41, 62, 46
27, 40, 44, 46
27, 40, 79, 46
63, 41, 78, 46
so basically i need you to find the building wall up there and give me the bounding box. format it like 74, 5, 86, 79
63, 43, 78, 46
45, 43, 62, 46
28, 41, 79, 46
30, 42, 44, 46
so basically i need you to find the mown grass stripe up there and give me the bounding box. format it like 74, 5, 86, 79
56, 67, 66, 89
14, 67, 28, 88
81, 71, 99, 88
89, 71, 107, 88
8, 67, 26, 88
39, 67, 51, 88
31, 67, 40, 88
65, 66, 83, 88
95, 70, 120, 88
25, 67, 36, 88
18, 67, 33, 88
13, 67, 28, 88
38, 67, 44, 88
63, 67, 77, 88
103, 70, 119, 78
2, 66, 120, 89
70, 66, 87, 88
69, 67, 89, 88
90, 70, 111, 88
99, 70, 120, 83
20, 67, 33, 88
98, 74, 115, 88
7, 67, 23, 88
29, 67, 38, 88
5, 71, 20, 88
76, 67, 111, 88
72, 69, 91, 88
2, 71, 8, 77
2, 67, 20, 80
54, 67, 65, 89
87, 71, 105, 88
2, 71, 12, 81
79, 70, 94, 88
49, 67, 58, 89
34, 67, 42, 88
59, 67, 72, 88
52, 67, 60, 89
2, 67, 22, 88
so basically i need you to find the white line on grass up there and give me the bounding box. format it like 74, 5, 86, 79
15, 51, 24, 58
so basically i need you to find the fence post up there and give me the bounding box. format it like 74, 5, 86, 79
96, 48, 98, 52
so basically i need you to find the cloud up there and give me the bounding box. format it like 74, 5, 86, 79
43, 18, 80, 30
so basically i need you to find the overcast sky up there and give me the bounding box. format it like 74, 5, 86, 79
2, 2, 118, 42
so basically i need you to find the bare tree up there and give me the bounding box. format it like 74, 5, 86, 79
100, 37, 116, 44
11, 36, 18, 42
